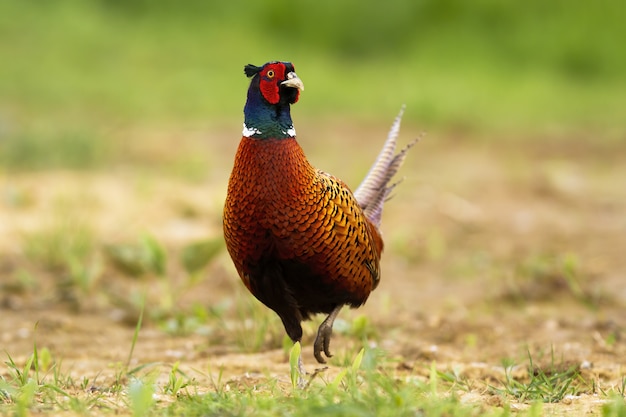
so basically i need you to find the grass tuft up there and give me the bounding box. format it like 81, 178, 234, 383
491, 349, 588, 403
500, 252, 603, 308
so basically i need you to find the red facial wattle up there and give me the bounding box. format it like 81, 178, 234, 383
259, 63, 286, 104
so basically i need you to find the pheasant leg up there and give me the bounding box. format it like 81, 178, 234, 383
313, 305, 343, 363
296, 353, 307, 388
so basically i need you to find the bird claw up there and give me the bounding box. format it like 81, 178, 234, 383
313, 322, 333, 363
313, 305, 344, 364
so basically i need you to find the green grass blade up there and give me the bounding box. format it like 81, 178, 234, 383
126, 295, 145, 372
328, 369, 348, 391
351, 347, 365, 372
289, 342, 301, 389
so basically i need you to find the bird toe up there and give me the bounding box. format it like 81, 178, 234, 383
313, 324, 333, 364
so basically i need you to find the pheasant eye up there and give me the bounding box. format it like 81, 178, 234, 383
266, 70, 275, 78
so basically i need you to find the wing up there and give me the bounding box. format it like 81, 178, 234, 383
267, 171, 383, 305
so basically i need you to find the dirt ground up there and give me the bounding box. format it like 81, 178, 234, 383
1, 127, 625, 415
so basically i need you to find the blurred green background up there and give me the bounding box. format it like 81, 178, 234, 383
0, 0, 625, 170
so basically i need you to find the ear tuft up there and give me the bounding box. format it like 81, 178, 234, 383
244, 64, 262, 78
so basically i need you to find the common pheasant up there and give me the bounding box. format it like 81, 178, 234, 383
223, 61, 416, 375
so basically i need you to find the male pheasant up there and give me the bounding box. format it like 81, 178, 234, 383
223, 61, 415, 372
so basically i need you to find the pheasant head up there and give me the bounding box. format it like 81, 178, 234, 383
243, 61, 304, 140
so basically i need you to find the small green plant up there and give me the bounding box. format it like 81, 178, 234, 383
503, 252, 599, 308
206, 364, 226, 395
159, 308, 208, 336
105, 234, 223, 323
164, 362, 190, 396
180, 238, 223, 274
2, 340, 84, 415
432, 365, 474, 393
347, 347, 365, 387
22, 215, 100, 306
23, 217, 94, 271
105, 235, 167, 278
491, 350, 587, 403
289, 342, 302, 389
349, 314, 378, 342
14, 379, 38, 417
4, 352, 36, 389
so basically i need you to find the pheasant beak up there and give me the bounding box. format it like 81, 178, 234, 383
281, 72, 304, 91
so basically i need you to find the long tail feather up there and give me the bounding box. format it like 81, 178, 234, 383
354, 106, 419, 227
